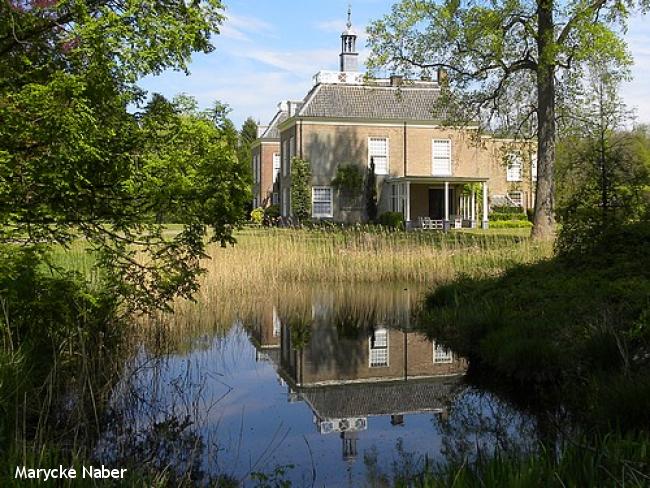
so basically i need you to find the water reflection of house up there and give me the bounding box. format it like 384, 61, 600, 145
247, 288, 467, 461
249, 302, 282, 363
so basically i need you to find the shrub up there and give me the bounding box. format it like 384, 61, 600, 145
490, 212, 528, 222
264, 204, 280, 219
378, 212, 405, 230
490, 220, 533, 228
250, 207, 264, 225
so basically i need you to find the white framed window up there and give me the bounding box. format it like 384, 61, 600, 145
506, 154, 523, 182
312, 186, 333, 218
368, 137, 389, 175
273, 153, 281, 182
432, 139, 452, 175
531, 153, 538, 181
272, 192, 279, 205
508, 191, 523, 207
433, 342, 453, 364
369, 327, 389, 367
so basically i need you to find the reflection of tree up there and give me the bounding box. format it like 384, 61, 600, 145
436, 388, 538, 466
288, 316, 312, 351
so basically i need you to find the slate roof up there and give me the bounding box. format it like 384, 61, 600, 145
299, 376, 463, 419
261, 110, 288, 139
298, 84, 444, 121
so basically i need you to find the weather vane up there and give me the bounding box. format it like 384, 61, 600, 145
347, 3, 352, 29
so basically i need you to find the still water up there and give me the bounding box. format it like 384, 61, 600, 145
99, 285, 539, 487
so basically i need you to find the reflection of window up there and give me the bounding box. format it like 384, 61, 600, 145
432, 139, 452, 175
368, 137, 389, 175
507, 154, 523, 182
312, 186, 333, 218
272, 307, 281, 337
508, 191, 523, 207
433, 342, 453, 363
370, 328, 389, 367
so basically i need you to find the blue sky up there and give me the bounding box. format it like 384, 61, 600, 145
138, 0, 650, 128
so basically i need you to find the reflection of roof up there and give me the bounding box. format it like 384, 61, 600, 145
261, 110, 288, 139
298, 84, 444, 120
299, 376, 463, 419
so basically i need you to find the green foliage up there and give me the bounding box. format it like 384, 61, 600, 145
378, 211, 405, 230
489, 220, 533, 229
411, 432, 650, 488
489, 211, 528, 222
332, 164, 364, 197
264, 204, 281, 219
420, 220, 650, 429
365, 160, 378, 223
238, 117, 258, 183
290, 157, 312, 221
366, 0, 643, 238
0, 245, 121, 452
250, 207, 264, 225
0, 0, 250, 313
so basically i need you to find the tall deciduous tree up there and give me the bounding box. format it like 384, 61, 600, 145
367, 0, 647, 239
0, 0, 250, 311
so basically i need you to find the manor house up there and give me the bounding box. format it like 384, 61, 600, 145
251, 10, 536, 229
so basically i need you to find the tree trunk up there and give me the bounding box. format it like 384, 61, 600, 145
531, 0, 557, 240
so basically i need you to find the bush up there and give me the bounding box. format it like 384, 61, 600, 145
250, 207, 264, 225
377, 212, 405, 230
264, 204, 280, 219
490, 211, 528, 221
489, 220, 533, 228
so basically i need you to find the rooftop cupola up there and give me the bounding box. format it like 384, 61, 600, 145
340, 5, 358, 72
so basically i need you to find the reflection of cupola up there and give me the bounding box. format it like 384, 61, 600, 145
340, 5, 358, 72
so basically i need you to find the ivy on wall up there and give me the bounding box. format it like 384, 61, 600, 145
291, 157, 312, 221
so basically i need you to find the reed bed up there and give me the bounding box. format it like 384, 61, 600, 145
194, 227, 551, 294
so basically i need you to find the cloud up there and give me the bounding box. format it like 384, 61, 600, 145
219, 13, 276, 42
240, 49, 339, 76
315, 19, 346, 33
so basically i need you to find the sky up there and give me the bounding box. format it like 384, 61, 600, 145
138, 0, 650, 129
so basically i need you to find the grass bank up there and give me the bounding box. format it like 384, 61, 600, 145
416, 221, 650, 485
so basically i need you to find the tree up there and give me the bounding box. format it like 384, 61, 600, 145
238, 117, 258, 171
0, 0, 250, 312
290, 157, 312, 222
555, 65, 650, 253
367, 0, 646, 239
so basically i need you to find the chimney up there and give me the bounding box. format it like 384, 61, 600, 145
257, 125, 268, 138
390, 75, 404, 87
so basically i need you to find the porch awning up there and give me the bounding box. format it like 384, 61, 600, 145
386, 175, 489, 184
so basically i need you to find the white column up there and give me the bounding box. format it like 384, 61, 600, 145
471, 190, 476, 222
482, 182, 489, 229
405, 181, 411, 223
444, 181, 450, 221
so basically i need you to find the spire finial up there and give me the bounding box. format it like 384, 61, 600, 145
347, 4, 352, 29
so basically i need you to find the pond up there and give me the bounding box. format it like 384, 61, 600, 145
97, 285, 543, 487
